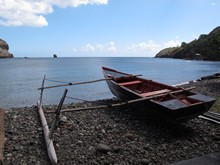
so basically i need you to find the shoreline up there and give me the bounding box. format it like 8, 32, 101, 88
3, 77, 220, 164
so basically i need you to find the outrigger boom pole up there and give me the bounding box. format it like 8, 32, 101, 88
46, 87, 195, 114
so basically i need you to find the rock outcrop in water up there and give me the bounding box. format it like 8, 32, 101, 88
0, 38, 14, 58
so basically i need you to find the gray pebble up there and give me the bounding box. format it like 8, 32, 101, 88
96, 143, 111, 154
141, 158, 150, 164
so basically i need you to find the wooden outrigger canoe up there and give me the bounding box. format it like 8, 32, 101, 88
102, 67, 216, 122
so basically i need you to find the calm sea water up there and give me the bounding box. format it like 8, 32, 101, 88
0, 57, 220, 109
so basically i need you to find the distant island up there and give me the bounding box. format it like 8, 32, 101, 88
155, 26, 220, 61
0, 38, 14, 58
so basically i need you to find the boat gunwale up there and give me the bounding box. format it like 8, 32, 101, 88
102, 67, 195, 101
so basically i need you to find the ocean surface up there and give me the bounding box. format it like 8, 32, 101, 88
0, 57, 220, 109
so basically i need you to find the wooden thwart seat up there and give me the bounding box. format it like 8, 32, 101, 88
141, 89, 171, 97
118, 80, 142, 86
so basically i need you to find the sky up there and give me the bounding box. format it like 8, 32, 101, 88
0, 0, 220, 57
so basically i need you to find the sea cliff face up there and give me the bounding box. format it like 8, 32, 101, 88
0, 39, 14, 58
155, 26, 220, 61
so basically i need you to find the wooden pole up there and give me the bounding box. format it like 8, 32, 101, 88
39, 75, 46, 106
49, 89, 68, 139
46, 87, 195, 114
37, 76, 58, 165
38, 74, 142, 90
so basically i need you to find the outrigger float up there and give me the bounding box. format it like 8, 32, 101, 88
37, 67, 216, 164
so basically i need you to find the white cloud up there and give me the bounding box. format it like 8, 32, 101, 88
75, 40, 160, 57
72, 39, 183, 57
76, 42, 117, 53
49, 0, 108, 8
0, 0, 52, 26
105, 42, 117, 53
163, 37, 181, 48
72, 48, 78, 53
0, 0, 108, 27
81, 44, 96, 52
127, 40, 160, 54
211, 2, 216, 5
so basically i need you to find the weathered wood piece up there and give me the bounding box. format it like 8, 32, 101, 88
37, 76, 58, 164
49, 89, 68, 139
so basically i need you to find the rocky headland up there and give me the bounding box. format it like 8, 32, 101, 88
2, 76, 220, 164
155, 26, 220, 61
0, 39, 13, 58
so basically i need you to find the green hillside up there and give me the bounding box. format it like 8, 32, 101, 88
155, 26, 220, 61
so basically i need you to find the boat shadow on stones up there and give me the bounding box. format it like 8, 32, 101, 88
94, 99, 197, 139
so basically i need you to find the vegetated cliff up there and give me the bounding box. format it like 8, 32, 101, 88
155, 26, 220, 61
0, 38, 14, 58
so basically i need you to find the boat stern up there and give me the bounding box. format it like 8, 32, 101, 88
152, 93, 216, 122
188, 93, 216, 110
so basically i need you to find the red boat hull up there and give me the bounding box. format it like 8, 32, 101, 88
102, 67, 216, 122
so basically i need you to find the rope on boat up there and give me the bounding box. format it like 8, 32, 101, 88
66, 96, 90, 102
45, 78, 70, 84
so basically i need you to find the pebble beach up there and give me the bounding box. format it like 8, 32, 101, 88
3, 78, 220, 165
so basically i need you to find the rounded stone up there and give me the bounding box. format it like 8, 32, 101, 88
96, 143, 111, 154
